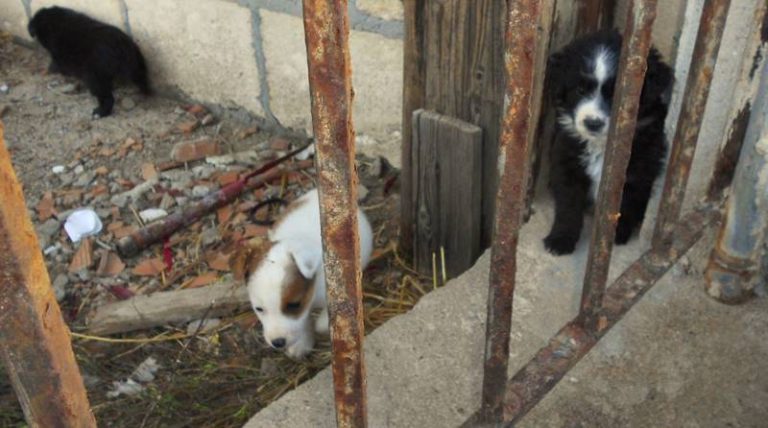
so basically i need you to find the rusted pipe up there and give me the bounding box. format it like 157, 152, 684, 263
462, 207, 717, 427
579, 0, 659, 330
479, 0, 545, 422
302, 1, 367, 427
705, 57, 768, 304
652, 0, 732, 249
0, 123, 96, 427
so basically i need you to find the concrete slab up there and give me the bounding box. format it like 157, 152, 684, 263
125, 0, 264, 116
259, 9, 402, 141
246, 192, 746, 427
356, 0, 403, 21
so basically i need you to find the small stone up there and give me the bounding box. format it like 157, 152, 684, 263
52, 165, 66, 174
0, 83, 9, 94
175, 197, 188, 206
192, 164, 215, 179
177, 120, 200, 134
74, 172, 96, 187
206, 154, 235, 166
52, 273, 69, 301
73, 164, 85, 175
171, 138, 220, 163
159, 193, 176, 210
38, 218, 61, 240
200, 113, 216, 126
192, 185, 211, 198
120, 97, 136, 110
139, 208, 168, 223
200, 227, 220, 246
59, 83, 78, 94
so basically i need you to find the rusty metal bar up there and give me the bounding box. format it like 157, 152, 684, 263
463, 207, 718, 427
705, 57, 768, 304
479, 0, 544, 422
301, 1, 367, 427
0, 123, 96, 427
651, 0, 732, 249
578, 0, 659, 329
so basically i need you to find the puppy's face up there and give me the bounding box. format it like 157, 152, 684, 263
554, 46, 617, 146
27, 7, 58, 42
231, 241, 319, 352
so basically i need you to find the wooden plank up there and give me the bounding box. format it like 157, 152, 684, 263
422, 0, 505, 248
0, 122, 96, 427
412, 110, 482, 278
87, 281, 249, 335
400, 0, 428, 260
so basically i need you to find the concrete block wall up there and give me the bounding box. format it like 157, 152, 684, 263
0, 0, 404, 147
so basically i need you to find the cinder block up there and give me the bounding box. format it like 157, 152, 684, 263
30, 0, 125, 30
356, 0, 403, 21
260, 9, 402, 139
125, 0, 264, 116
0, 0, 30, 40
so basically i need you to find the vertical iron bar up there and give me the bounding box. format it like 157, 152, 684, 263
480, 0, 544, 422
0, 123, 97, 427
301, 1, 367, 427
652, 0, 732, 249
705, 57, 768, 304
579, 0, 659, 329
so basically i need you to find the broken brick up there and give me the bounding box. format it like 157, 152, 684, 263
171, 138, 220, 163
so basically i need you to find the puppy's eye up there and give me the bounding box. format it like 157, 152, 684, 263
254, 307, 264, 313
286, 301, 302, 311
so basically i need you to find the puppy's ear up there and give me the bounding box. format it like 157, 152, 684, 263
642, 49, 674, 106
288, 246, 322, 280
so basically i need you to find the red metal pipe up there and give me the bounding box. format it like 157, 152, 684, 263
302, 1, 367, 427
579, 0, 659, 329
479, 0, 545, 422
652, 0, 732, 249
0, 123, 96, 427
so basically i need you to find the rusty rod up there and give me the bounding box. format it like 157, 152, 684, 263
651, 0, 732, 249
0, 122, 96, 427
463, 207, 717, 427
579, 0, 659, 329
705, 57, 768, 304
302, 1, 367, 427
479, 0, 544, 422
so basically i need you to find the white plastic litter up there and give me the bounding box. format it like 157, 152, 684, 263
106, 357, 161, 399
63, 209, 103, 242
51, 165, 66, 174
139, 208, 169, 223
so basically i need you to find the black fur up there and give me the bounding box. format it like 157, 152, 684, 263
544, 30, 673, 255
28, 6, 150, 118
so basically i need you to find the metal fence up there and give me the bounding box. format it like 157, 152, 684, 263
0, 0, 763, 427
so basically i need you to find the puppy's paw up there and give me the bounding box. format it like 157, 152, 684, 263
614, 222, 634, 245
286, 336, 315, 360
544, 233, 577, 255
92, 107, 112, 119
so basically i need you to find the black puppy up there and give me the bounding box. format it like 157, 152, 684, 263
544, 30, 673, 255
28, 6, 150, 118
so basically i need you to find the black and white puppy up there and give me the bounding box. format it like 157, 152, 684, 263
28, 7, 150, 118
544, 30, 673, 255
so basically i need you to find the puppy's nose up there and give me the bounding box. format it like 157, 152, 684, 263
271, 338, 286, 349
584, 117, 606, 133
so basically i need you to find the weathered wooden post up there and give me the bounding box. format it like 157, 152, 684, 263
0, 122, 96, 427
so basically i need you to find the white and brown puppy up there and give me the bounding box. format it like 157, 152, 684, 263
232, 189, 373, 359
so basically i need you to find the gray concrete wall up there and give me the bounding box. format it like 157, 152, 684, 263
0, 0, 404, 147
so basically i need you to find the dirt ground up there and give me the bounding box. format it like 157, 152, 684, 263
0, 38, 426, 427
